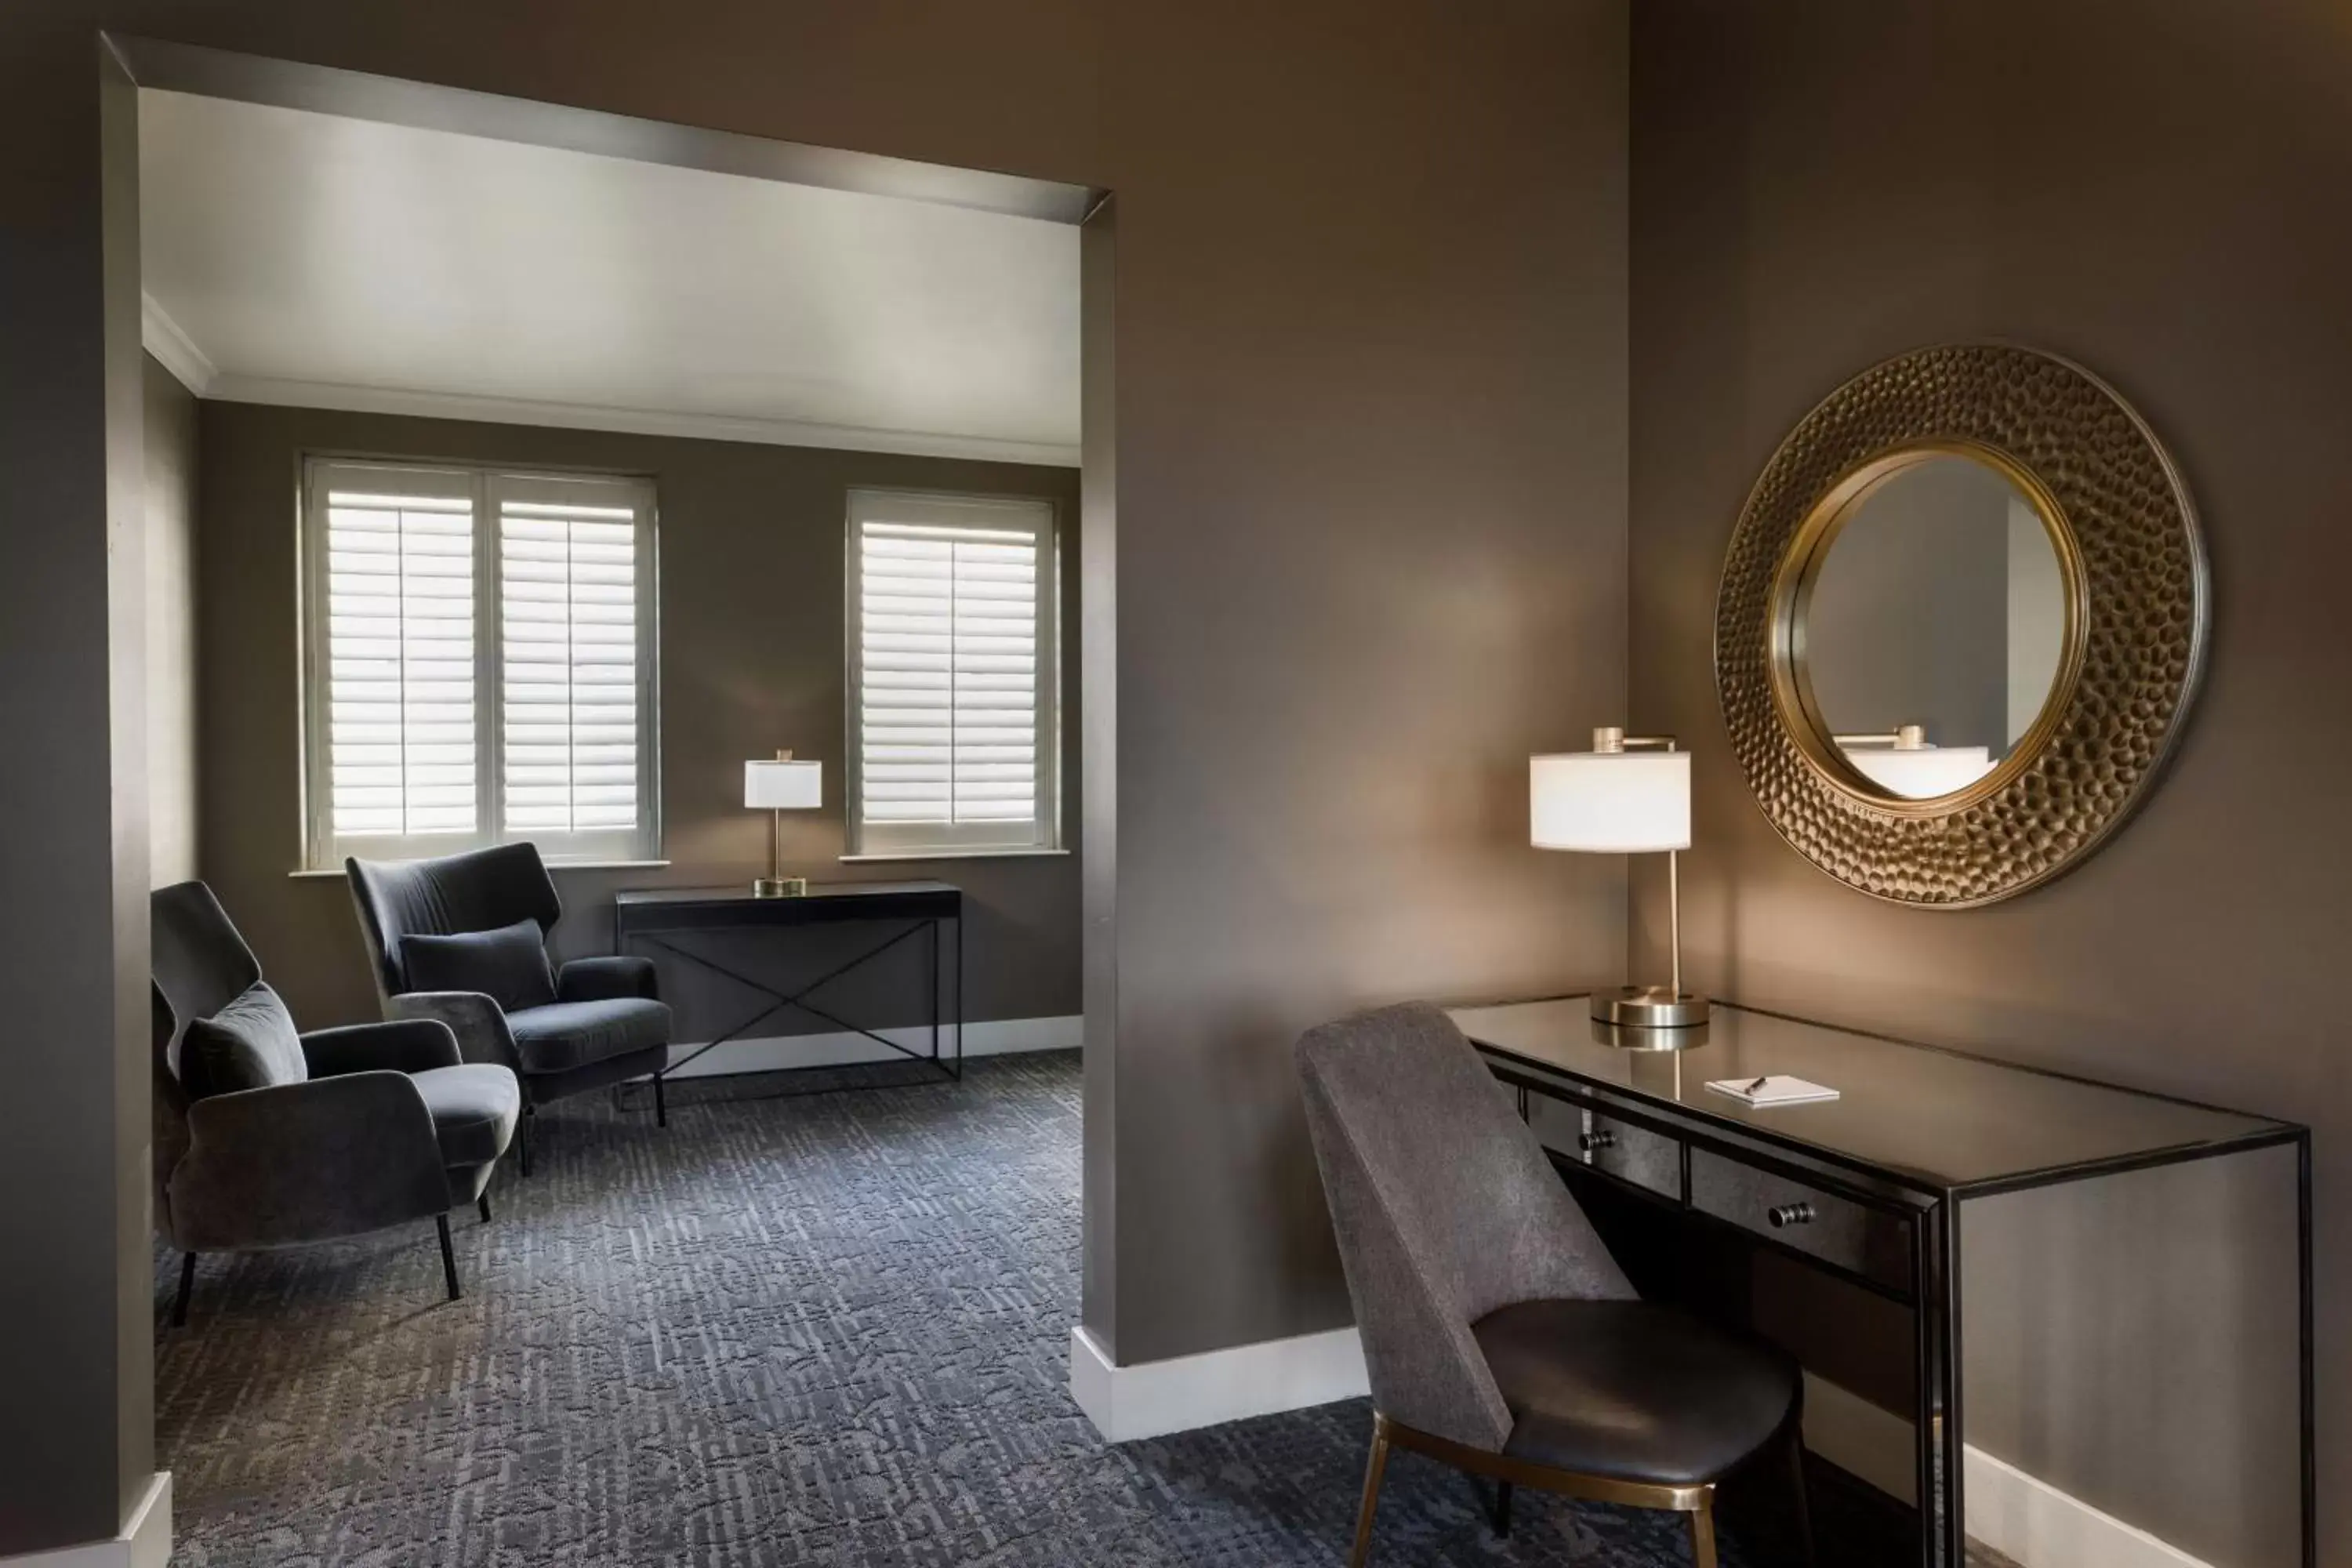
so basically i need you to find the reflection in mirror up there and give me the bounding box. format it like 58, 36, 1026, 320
1802, 453, 2067, 799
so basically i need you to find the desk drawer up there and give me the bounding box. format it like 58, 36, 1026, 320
1688, 1149, 1912, 1296
1528, 1094, 1682, 1200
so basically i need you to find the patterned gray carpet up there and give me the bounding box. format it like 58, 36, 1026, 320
156, 1051, 2005, 1566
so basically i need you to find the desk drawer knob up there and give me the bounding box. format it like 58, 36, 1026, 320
1578, 1130, 1617, 1154
1768, 1202, 1817, 1229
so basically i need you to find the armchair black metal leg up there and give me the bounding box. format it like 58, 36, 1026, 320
517, 1104, 534, 1177
172, 1251, 197, 1328
1490, 1479, 1513, 1539
436, 1214, 461, 1301
478, 1192, 493, 1225
654, 1069, 666, 1127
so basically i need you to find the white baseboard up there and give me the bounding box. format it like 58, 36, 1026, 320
1069, 1322, 1368, 1443
662, 1014, 1078, 1079
1801, 1373, 2210, 1568
0, 1472, 171, 1568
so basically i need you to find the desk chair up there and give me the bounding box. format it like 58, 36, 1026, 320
1296, 1001, 1811, 1567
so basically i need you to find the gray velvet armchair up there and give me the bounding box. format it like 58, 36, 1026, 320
1296, 1002, 1809, 1568
345, 841, 672, 1173
152, 881, 519, 1326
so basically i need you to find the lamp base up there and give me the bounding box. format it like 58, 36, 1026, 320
1590, 985, 1710, 1030
752, 877, 808, 898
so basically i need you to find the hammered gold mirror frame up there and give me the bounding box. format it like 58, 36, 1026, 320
1715, 343, 2209, 907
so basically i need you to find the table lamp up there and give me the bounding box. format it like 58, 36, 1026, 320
745, 750, 822, 898
1530, 726, 1708, 1029
1834, 724, 1994, 797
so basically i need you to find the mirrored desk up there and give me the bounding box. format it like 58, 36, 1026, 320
1448, 997, 2313, 1568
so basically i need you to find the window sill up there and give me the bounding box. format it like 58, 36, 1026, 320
840, 848, 1071, 863
290, 859, 673, 879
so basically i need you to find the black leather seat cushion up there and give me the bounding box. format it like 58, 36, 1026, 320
1472, 1298, 1800, 1486
411, 1064, 521, 1168
506, 997, 672, 1076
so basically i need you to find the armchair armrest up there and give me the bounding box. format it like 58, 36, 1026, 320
168, 1072, 450, 1250
302, 1018, 461, 1078
557, 955, 659, 1004
389, 991, 521, 1073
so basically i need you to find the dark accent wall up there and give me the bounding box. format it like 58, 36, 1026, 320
195, 400, 1082, 1032
1629, 2, 2348, 1562
3, 2, 1630, 1548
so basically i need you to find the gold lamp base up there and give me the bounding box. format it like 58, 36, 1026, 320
1591, 985, 1711, 1032
752, 876, 808, 898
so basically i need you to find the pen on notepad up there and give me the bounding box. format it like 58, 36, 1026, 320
1746, 1076, 1769, 1093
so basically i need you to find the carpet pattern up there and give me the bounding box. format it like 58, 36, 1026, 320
156, 1052, 2012, 1566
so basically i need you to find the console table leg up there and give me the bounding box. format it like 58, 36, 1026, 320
1939, 1200, 1966, 1568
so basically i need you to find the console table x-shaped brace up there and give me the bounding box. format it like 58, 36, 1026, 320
637, 916, 960, 1095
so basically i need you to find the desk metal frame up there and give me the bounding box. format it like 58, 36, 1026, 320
615, 883, 962, 1095
1467, 1009, 2314, 1568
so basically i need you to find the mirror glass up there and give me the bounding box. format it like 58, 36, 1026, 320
1801, 453, 2067, 799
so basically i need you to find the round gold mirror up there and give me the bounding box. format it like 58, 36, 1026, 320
1718, 345, 2207, 906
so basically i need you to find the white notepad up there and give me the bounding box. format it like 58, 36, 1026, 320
1704, 1074, 1839, 1108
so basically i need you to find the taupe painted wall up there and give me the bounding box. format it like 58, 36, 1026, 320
0, 7, 1634, 1547
195, 400, 1081, 1033
1629, 2, 2348, 1561
143, 354, 198, 888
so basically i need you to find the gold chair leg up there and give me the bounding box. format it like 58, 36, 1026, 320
1350, 1413, 1392, 1568
1686, 1492, 1719, 1568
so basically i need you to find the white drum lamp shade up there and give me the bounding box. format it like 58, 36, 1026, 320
1845, 744, 1993, 798
1530, 750, 1691, 853
745, 759, 822, 809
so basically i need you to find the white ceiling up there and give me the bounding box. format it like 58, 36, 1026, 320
137, 89, 1080, 465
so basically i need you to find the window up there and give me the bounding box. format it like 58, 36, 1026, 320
302, 459, 658, 868
847, 490, 1059, 856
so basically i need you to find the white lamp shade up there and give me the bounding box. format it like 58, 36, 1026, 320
745, 758, 822, 810
1844, 744, 1993, 797
1530, 750, 1691, 853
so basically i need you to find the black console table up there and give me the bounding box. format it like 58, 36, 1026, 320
1449, 996, 2313, 1568
615, 880, 963, 1089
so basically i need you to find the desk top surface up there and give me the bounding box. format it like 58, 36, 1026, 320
1450, 996, 2299, 1197
615, 880, 957, 906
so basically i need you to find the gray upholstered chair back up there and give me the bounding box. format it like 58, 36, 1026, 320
1297, 1001, 1635, 1453
347, 842, 564, 1003
150, 880, 269, 1227
153, 880, 264, 1036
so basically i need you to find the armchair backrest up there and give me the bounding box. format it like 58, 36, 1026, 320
346, 841, 563, 1003
1295, 1002, 1634, 1451
153, 880, 263, 1035
151, 880, 265, 1238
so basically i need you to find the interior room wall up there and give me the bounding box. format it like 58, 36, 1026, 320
143, 353, 198, 888
5, 2, 1632, 1549
194, 399, 1082, 1033
1628, 2, 2350, 1563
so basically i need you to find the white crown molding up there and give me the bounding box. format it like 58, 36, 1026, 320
1069, 1322, 1369, 1444
0, 1471, 171, 1568
139, 296, 215, 395
202, 374, 1080, 468
1800, 1372, 2212, 1568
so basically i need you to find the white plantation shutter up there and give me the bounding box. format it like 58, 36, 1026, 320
495, 477, 652, 849
850, 491, 1058, 855
314, 467, 480, 845
303, 460, 658, 867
